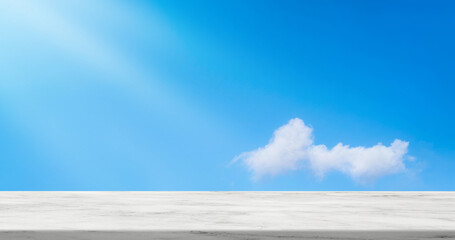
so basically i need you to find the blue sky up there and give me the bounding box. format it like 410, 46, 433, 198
0, 0, 454, 190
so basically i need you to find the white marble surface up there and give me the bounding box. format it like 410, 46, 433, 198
0, 192, 454, 231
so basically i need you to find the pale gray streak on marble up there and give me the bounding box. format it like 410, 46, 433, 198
1, 231, 455, 240
0, 192, 454, 231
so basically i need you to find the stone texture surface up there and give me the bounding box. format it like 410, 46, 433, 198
2, 231, 455, 240
0, 192, 454, 231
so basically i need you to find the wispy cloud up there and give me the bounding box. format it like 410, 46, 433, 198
234, 118, 410, 183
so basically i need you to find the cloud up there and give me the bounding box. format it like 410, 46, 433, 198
234, 118, 410, 183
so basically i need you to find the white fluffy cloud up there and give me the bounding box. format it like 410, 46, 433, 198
234, 118, 410, 183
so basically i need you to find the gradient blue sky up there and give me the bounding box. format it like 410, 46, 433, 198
0, 0, 454, 190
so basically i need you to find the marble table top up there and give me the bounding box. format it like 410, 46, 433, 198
0, 192, 454, 231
